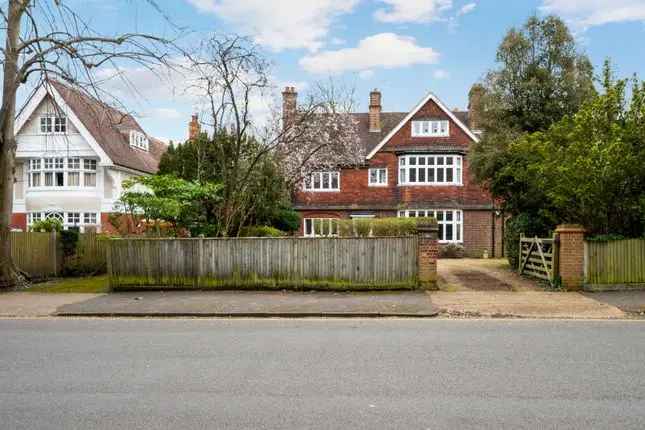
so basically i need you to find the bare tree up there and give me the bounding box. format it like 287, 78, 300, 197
185, 35, 362, 236
0, 0, 173, 288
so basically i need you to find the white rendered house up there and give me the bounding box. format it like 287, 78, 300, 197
11, 80, 167, 232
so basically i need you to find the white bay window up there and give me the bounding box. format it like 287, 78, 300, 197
27, 157, 98, 188
398, 154, 462, 186
28, 211, 100, 231
398, 209, 463, 243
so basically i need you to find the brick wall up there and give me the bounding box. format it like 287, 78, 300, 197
10, 213, 27, 231
463, 210, 504, 258
555, 224, 586, 290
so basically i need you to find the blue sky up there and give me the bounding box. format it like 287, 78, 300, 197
57, 0, 645, 142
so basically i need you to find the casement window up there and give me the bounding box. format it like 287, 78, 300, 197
28, 211, 99, 231
130, 130, 149, 151
411, 120, 449, 137
398, 155, 462, 186
83, 159, 97, 187
398, 209, 463, 243
40, 115, 67, 134
303, 171, 340, 192
27, 157, 98, 188
303, 218, 339, 237
368, 168, 387, 186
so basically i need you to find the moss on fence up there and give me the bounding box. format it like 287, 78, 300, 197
110, 274, 420, 292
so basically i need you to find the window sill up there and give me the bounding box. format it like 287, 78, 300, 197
367, 184, 388, 187
398, 183, 463, 187
26, 186, 97, 191
302, 189, 341, 193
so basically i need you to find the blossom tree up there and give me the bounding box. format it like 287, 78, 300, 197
184, 35, 362, 236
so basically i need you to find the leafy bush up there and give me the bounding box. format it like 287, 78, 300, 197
586, 234, 626, 242
60, 228, 80, 257
336, 217, 419, 237
30, 218, 62, 232
269, 207, 301, 233
440, 244, 465, 258
239, 225, 285, 237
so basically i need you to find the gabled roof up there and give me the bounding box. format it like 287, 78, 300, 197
15, 80, 167, 174
365, 92, 479, 159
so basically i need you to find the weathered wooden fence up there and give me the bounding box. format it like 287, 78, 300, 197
9, 231, 108, 279
519, 236, 558, 282
10, 231, 59, 279
586, 239, 645, 288
107, 237, 419, 289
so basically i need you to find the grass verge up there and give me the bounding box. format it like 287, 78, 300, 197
26, 275, 110, 294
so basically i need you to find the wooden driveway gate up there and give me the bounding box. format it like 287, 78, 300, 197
519, 236, 559, 284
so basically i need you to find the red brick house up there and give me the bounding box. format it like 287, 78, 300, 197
288, 87, 504, 257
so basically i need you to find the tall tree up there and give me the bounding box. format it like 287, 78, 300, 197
0, 0, 171, 288
184, 35, 361, 237
469, 15, 596, 215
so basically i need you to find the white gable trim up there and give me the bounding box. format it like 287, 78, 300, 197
366, 91, 480, 160
14, 84, 113, 166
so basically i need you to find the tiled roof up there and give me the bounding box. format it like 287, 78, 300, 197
50, 80, 167, 174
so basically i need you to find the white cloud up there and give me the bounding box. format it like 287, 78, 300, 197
457, 2, 476, 16
299, 33, 440, 74
374, 0, 452, 23
186, 0, 359, 52
143, 108, 183, 120
541, 0, 645, 29
433, 69, 450, 79
359, 70, 375, 79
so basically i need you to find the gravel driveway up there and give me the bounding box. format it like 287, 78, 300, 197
438, 258, 541, 292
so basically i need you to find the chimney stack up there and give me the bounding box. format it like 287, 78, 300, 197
188, 114, 200, 140
282, 86, 298, 129
467, 84, 485, 131
369, 89, 382, 132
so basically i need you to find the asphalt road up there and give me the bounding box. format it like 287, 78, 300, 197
1, 319, 645, 429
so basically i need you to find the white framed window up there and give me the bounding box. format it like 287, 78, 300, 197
398, 209, 463, 243
28, 211, 99, 231
411, 120, 449, 137
303, 218, 339, 237
27, 157, 98, 188
40, 115, 67, 134
303, 171, 340, 192
398, 155, 462, 186
129, 130, 149, 151
368, 168, 387, 186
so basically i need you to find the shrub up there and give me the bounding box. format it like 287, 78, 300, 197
440, 244, 465, 258
239, 225, 285, 237
30, 218, 62, 232
336, 217, 419, 237
60, 228, 80, 257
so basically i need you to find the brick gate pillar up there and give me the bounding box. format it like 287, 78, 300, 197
417, 219, 439, 290
555, 224, 586, 291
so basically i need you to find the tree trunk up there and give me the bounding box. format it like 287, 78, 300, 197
0, 0, 26, 288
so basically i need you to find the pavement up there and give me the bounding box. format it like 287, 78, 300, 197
55, 290, 438, 318
0, 289, 640, 319
2, 318, 645, 429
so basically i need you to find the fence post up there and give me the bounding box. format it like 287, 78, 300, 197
555, 224, 586, 291
417, 219, 439, 290
50, 230, 58, 277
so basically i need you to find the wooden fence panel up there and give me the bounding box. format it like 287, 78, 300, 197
107, 237, 419, 289
10, 232, 59, 278
586, 239, 645, 286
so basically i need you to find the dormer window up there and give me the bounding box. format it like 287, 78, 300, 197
411, 120, 449, 137
40, 115, 67, 134
130, 130, 149, 151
